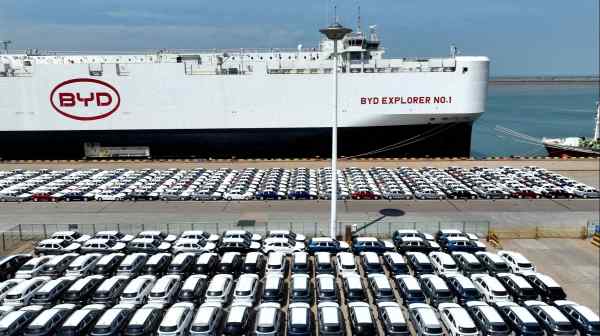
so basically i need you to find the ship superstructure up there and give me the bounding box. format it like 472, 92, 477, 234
0, 25, 489, 159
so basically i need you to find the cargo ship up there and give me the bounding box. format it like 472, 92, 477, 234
543, 102, 600, 157
0, 25, 489, 159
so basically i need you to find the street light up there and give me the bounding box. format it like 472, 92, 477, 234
320, 23, 352, 239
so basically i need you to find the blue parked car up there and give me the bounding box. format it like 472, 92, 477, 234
288, 190, 316, 200
351, 237, 395, 255
256, 190, 280, 200
306, 237, 350, 254
444, 237, 482, 253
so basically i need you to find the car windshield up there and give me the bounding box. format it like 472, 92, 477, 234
494, 263, 510, 271
492, 290, 507, 296
459, 326, 478, 333
149, 291, 165, 298
426, 327, 443, 334
517, 263, 533, 268
20, 264, 34, 271
207, 290, 223, 297
524, 324, 542, 332
235, 290, 251, 296
159, 325, 177, 333
490, 323, 509, 332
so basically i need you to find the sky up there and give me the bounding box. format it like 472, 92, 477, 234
0, 0, 597, 76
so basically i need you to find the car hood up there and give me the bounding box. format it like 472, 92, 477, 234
295, 234, 306, 242
251, 234, 262, 241
111, 242, 127, 250
208, 234, 220, 242
65, 243, 81, 251
75, 235, 92, 243
159, 242, 172, 250
250, 242, 261, 249
165, 235, 178, 243
204, 243, 217, 250
121, 235, 135, 242
338, 241, 350, 249
295, 242, 306, 249
382, 240, 395, 249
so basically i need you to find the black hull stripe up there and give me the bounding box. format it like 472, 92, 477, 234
1, 123, 473, 159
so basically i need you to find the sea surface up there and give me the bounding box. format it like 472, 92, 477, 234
471, 84, 599, 157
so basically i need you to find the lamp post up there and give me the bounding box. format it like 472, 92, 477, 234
320, 23, 352, 238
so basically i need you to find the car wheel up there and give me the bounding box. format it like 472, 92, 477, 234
471, 195, 476, 199
504, 195, 509, 199
453, 196, 458, 200
583, 195, 588, 199
33, 198, 38, 202
227, 197, 232, 201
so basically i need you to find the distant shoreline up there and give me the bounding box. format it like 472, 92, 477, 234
490, 76, 599, 85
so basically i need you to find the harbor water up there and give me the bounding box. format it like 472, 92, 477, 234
472, 83, 599, 157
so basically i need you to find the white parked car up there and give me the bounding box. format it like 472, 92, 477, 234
429, 252, 460, 276
438, 303, 479, 336
471, 274, 510, 303
262, 238, 305, 254
497, 251, 536, 273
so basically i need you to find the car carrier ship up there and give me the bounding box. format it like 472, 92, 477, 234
0, 25, 489, 159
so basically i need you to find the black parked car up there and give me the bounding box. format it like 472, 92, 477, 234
56, 307, 104, 336
0, 254, 32, 281
195, 253, 219, 276
92, 254, 125, 276
465, 302, 511, 336
142, 253, 172, 276
62, 275, 106, 306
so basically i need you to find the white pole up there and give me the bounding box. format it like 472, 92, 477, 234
330, 40, 339, 239
594, 102, 600, 140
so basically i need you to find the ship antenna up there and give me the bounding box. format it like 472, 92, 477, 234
357, 4, 361, 32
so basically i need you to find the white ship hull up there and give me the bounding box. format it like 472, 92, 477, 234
0, 31, 489, 158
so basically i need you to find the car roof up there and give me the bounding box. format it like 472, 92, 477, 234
408, 252, 430, 263
257, 306, 278, 327
536, 305, 570, 323
291, 274, 309, 289
507, 306, 538, 323
197, 253, 217, 263
355, 237, 377, 242
228, 304, 249, 323
193, 305, 218, 325
290, 305, 309, 325
412, 305, 440, 325
98, 277, 125, 292
311, 237, 333, 242
245, 252, 261, 263
499, 273, 532, 288
397, 275, 421, 290
0, 311, 28, 328
181, 275, 206, 291
444, 306, 476, 327
315, 252, 331, 263
123, 276, 153, 293
151, 276, 179, 292
317, 275, 335, 290
337, 252, 355, 265
208, 274, 231, 291
222, 252, 240, 263
422, 275, 448, 290
70, 254, 97, 267
381, 304, 406, 324
369, 274, 390, 288
62, 309, 94, 327
535, 273, 561, 288
363, 252, 380, 263
448, 275, 476, 289
293, 252, 307, 263
236, 274, 258, 291
97, 308, 126, 327
570, 304, 600, 322
350, 303, 372, 324
29, 308, 63, 327
128, 307, 156, 326
161, 305, 190, 328
264, 273, 283, 287
478, 306, 505, 323
385, 252, 405, 264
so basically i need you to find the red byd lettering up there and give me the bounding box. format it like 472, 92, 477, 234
50, 78, 121, 121
58, 93, 75, 107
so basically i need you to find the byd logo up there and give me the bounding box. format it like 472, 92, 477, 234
50, 78, 120, 121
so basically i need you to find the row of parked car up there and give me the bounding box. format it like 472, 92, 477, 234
0, 238, 597, 336
1, 166, 597, 202
30, 228, 490, 257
